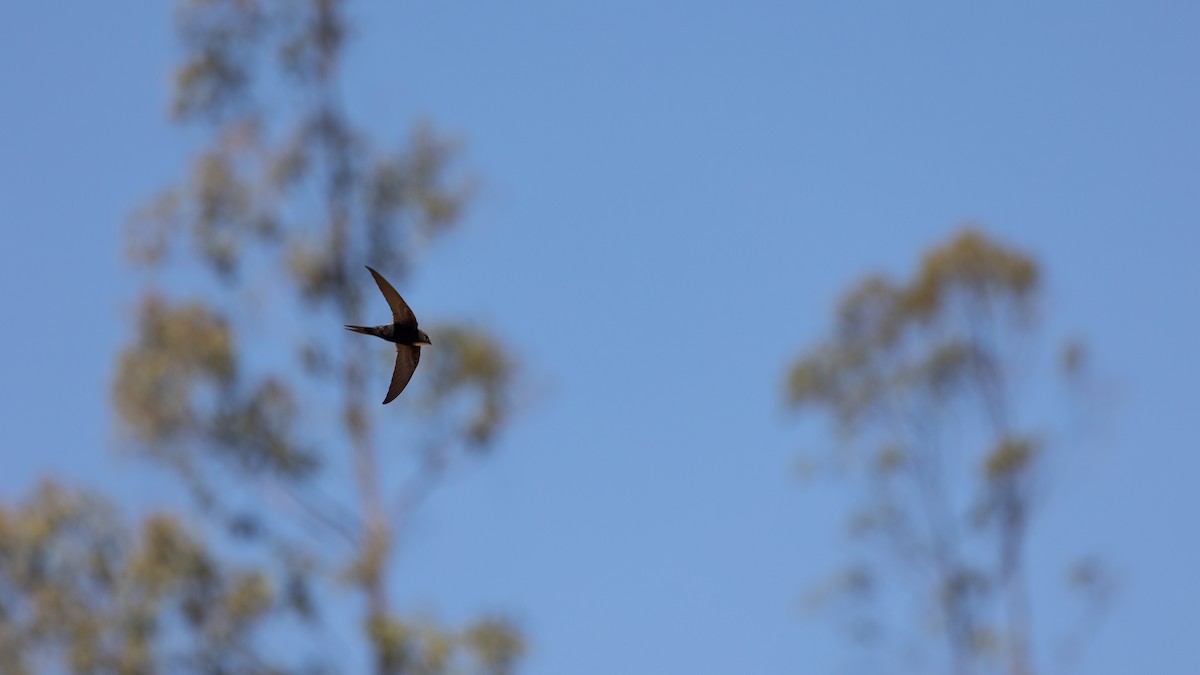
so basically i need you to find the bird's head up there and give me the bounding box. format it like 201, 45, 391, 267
416, 330, 432, 346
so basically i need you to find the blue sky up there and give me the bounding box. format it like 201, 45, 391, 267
2, 2, 1198, 673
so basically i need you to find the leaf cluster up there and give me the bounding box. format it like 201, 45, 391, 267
0, 482, 292, 674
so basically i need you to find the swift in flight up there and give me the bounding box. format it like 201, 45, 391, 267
345, 266, 432, 404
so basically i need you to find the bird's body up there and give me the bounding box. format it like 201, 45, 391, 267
346, 266, 431, 404
344, 322, 425, 344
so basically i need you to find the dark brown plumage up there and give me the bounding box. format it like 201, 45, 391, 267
345, 266, 431, 404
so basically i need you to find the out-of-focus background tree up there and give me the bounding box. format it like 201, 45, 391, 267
786, 229, 1113, 675
6, 1, 522, 672
3, 2, 1198, 674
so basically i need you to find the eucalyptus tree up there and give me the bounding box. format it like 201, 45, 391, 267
786, 230, 1110, 675
104, 1, 522, 672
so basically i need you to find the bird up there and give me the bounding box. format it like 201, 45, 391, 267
345, 265, 432, 404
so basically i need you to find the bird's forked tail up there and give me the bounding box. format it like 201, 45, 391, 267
344, 324, 378, 336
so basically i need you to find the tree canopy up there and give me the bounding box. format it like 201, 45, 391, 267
786, 229, 1109, 675
3, 2, 524, 673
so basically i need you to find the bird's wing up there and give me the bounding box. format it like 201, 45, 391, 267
382, 344, 421, 404
366, 265, 417, 326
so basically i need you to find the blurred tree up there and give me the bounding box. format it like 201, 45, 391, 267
0, 481, 284, 674
785, 229, 1110, 675
0, 0, 518, 672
